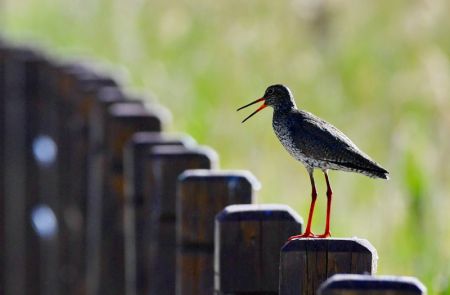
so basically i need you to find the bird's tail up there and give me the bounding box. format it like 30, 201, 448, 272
360, 161, 389, 179
368, 167, 389, 180
329, 159, 389, 179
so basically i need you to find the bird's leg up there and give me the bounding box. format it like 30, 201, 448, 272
317, 170, 332, 238
288, 170, 317, 240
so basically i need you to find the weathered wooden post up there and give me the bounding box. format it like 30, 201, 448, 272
279, 238, 377, 295
55, 63, 92, 294
123, 132, 196, 295
0, 42, 5, 197
51, 63, 85, 293
2, 47, 48, 295
33, 55, 65, 295
318, 274, 426, 295
176, 170, 260, 295
55, 66, 119, 295
37, 61, 89, 295
146, 146, 219, 295
55, 64, 90, 227
88, 100, 166, 295
67, 76, 119, 229
85, 86, 126, 295
215, 204, 303, 295
0, 40, 7, 295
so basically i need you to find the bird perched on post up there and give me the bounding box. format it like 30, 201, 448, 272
237, 84, 389, 238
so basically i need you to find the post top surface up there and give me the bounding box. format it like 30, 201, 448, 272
281, 237, 377, 257
108, 102, 148, 117
318, 274, 426, 294
97, 86, 125, 103
217, 204, 303, 223
107, 103, 167, 129
178, 169, 261, 190
149, 145, 219, 163
130, 132, 196, 147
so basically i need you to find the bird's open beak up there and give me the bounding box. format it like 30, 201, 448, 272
237, 97, 267, 123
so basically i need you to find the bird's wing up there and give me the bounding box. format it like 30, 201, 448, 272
290, 110, 384, 173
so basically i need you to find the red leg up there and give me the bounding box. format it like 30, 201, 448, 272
317, 170, 332, 238
288, 170, 317, 240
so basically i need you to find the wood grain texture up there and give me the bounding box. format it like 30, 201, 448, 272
123, 132, 195, 295
98, 102, 164, 295
85, 86, 126, 295
318, 274, 426, 295
215, 204, 303, 294
177, 250, 212, 295
146, 146, 219, 295
176, 170, 259, 295
279, 238, 377, 295
85, 94, 152, 295
56, 69, 118, 295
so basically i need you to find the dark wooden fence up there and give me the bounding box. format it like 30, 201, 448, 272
0, 39, 426, 295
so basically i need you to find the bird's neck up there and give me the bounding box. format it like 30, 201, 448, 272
273, 102, 297, 113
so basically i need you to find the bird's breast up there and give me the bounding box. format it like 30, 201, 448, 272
272, 117, 311, 166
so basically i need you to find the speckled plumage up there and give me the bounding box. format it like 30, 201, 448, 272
272, 108, 388, 179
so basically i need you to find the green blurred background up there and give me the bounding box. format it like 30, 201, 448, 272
1, 0, 449, 293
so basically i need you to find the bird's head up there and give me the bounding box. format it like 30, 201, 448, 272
237, 84, 296, 123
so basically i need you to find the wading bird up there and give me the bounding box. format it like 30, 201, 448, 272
237, 84, 389, 238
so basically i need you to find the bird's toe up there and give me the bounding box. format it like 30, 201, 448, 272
288, 232, 318, 240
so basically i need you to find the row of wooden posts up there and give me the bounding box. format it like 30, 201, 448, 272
0, 39, 426, 295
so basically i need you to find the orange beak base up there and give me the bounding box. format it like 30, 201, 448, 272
237, 97, 267, 123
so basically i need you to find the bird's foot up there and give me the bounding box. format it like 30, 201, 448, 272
316, 231, 331, 238
288, 232, 317, 240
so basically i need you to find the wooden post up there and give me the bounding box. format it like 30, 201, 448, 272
215, 204, 303, 295
100, 102, 167, 295
2, 47, 46, 295
55, 66, 118, 295
51, 63, 86, 294
318, 274, 426, 295
0, 43, 5, 197
85, 86, 126, 295
146, 146, 219, 295
176, 170, 260, 295
38, 60, 68, 294
33, 55, 64, 295
279, 238, 377, 295
0, 40, 7, 295
123, 132, 196, 295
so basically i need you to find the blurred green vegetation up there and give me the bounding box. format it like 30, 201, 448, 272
2, 0, 450, 293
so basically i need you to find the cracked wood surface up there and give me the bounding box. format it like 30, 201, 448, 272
279, 238, 377, 295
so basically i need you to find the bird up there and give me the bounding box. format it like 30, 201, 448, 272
237, 84, 389, 238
